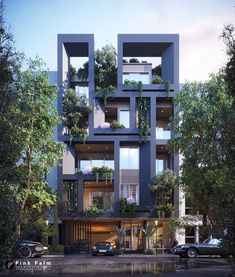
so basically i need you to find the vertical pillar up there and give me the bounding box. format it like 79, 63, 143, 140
78, 179, 84, 213
114, 140, 120, 213
130, 221, 133, 250
129, 97, 136, 130
194, 225, 199, 243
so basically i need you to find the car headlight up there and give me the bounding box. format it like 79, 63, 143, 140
109, 246, 112, 250
92, 246, 96, 250
43, 246, 48, 250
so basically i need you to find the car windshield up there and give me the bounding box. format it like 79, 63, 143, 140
203, 238, 221, 245
96, 242, 110, 247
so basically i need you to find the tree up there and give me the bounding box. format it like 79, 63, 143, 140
63, 88, 92, 142
95, 43, 117, 88
12, 57, 64, 238
168, 74, 234, 238
149, 169, 178, 206
219, 24, 235, 252
0, 1, 23, 265
141, 224, 157, 251
113, 226, 126, 251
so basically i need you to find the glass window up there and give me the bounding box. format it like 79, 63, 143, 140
156, 158, 168, 174
119, 110, 130, 128
80, 160, 114, 171
63, 181, 78, 213
120, 184, 139, 204
90, 191, 114, 211
120, 147, 139, 169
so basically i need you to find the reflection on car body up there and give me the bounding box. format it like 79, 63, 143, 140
11, 241, 48, 258
172, 238, 235, 258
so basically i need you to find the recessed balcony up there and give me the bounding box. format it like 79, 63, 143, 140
156, 99, 173, 141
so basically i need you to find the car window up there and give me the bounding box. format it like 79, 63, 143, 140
209, 239, 220, 245
96, 242, 110, 246
203, 239, 210, 244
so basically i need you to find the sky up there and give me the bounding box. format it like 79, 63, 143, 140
4, 0, 235, 83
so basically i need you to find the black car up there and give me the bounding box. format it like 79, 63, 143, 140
92, 242, 114, 256
172, 238, 235, 258
11, 241, 48, 258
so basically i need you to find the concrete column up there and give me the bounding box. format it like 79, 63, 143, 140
194, 225, 199, 243
78, 179, 84, 213
114, 140, 120, 213
130, 221, 133, 250
129, 97, 136, 129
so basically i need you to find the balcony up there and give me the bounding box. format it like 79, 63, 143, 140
76, 143, 114, 175
94, 98, 131, 134
156, 99, 173, 141
156, 145, 172, 175
84, 181, 114, 212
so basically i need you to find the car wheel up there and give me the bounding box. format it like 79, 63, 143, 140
18, 247, 32, 258
186, 247, 198, 258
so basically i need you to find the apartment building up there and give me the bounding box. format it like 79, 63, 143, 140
57, 34, 185, 252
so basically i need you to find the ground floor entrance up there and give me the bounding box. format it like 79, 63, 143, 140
60, 218, 172, 253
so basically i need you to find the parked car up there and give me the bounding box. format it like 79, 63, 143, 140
11, 241, 48, 258
92, 242, 114, 256
172, 238, 235, 258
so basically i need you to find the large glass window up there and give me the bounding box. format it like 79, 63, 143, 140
120, 184, 139, 204
63, 181, 78, 213
120, 147, 139, 169
84, 190, 114, 212
80, 160, 114, 171
119, 109, 130, 128
156, 159, 168, 174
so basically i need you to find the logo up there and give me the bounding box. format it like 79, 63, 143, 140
6, 259, 15, 270
6, 259, 52, 271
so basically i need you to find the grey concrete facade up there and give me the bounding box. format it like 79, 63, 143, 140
57, 34, 184, 247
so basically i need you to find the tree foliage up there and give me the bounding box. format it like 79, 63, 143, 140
12, 57, 64, 237
168, 42, 234, 243
149, 169, 178, 206
62, 88, 92, 141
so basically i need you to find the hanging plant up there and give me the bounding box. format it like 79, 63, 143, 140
137, 97, 150, 143
164, 80, 171, 94
96, 85, 115, 107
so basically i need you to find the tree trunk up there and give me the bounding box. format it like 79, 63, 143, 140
52, 205, 59, 245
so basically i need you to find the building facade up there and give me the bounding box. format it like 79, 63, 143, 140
57, 34, 185, 251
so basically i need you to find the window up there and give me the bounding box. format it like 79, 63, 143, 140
63, 181, 78, 213
156, 158, 168, 174
120, 184, 139, 204
80, 160, 114, 171
120, 147, 139, 169
119, 109, 130, 128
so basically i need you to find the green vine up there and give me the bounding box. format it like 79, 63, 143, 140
124, 79, 150, 142
137, 97, 150, 143
164, 80, 171, 94
152, 77, 171, 94
96, 85, 115, 107
70, 127, 88, 144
